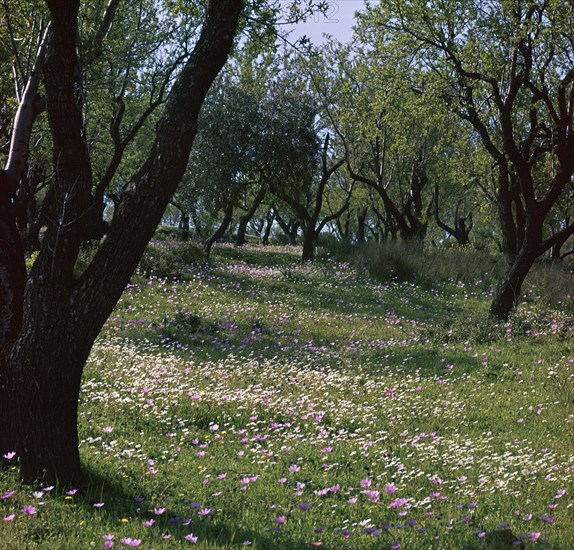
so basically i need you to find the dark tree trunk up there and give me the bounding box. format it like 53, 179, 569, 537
0, 0, 243, 484
204, 204, 233, 260
180, 214, 190, 241
356, 207, 367, 245
235, 183, 266, 246
490, 245, 539, 320
301, 226, 315, 262
261, 207, 274, 245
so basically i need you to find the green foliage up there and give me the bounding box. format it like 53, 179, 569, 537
138, 242, 204, 279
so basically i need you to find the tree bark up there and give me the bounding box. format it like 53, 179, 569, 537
0, 0, 243, 484
490, 245, 539, 320
204, 204, 234, 260
235, 183, 266, 246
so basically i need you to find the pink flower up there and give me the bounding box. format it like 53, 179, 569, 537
384, 483, 397, 494
1, 490, 15, 500
359, 478, 372, 488
388, 497, 409, 508
120, 537, 141, 547
143, 519, 155, 527
2, 451, 16, 460
22, 505, 37, 515
275, 515, 287, 524
554, 489, 566, 499
530, 532, 541, 542
288, 464, 300, 473
102, 426, 114, 433
184, 533, 198, 543
154, 507, 166, 515
3, 514, 16, 522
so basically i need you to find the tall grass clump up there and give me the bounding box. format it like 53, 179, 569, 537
341, 240, 505, 290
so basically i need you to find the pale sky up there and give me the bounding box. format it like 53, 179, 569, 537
281, 1, 371, 45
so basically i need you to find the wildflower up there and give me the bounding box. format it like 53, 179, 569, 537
120, 538, 141, 547
2, 490, 15, 500
360, 478, 372, 488
385, 483, 397, 494
93, 502, 105, 508
388, 497, 409, 508
554, 489, 566, 499
102, 534, 114, 549
275, 515, 286, 524
22, 505, 37, 515
3, 514, 16, 522
143, 519, 155, 527
362, 490, 379, 503
154, 507, 166, 515
530, 532, 541, 542
184, 533, 198, 543
198, 507, 214, 516
103, 426, 114, 433
299, 502, 311, 510
2, 451, 16, 460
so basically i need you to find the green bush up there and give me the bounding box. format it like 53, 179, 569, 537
138, 242, 204, 279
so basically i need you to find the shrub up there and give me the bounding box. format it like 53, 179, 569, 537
138, 241, 204, 279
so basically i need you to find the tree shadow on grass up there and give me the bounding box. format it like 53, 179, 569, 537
68, 465, 283, 549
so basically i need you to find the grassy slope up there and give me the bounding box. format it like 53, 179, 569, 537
1, 243, 573, 549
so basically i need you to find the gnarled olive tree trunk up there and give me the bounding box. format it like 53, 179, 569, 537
0, 0, 243, 484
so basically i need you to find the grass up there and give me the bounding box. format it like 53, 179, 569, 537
1, 242, 573, 549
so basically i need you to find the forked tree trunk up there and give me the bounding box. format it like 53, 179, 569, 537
0, 0, 243, 484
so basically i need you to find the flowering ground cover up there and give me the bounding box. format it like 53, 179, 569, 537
1, 243, 573, 549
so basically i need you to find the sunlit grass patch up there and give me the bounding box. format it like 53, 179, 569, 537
2, 244, 574, 548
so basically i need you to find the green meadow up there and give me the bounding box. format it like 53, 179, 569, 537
2, 243, 573, 549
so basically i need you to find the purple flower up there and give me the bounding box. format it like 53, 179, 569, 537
299, 502, 311, 511
2, 451, 16, 460
530, 532, 541, 542
120, 538, 141, 547
388, 497, 409, 508
143, 519, 155, 527
154, 507, 166, 515
275, 515, 287, 524
2, 490, 15, 500
93, 502, 105, 508
385, 483, 397, 494
362, 490, 379, 503
554, 489, 566, 499
3, 514, 16, 522
22, 505, 37, 515
184, 533, 198, 544
198, 507, 214, 516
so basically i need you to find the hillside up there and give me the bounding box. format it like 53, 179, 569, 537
2, 243, 573, 549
